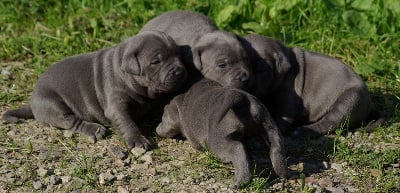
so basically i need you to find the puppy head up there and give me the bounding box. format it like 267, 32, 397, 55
192, 31, 252, 89
120, 31, 187, 97
242, 34, 293, 96
243, 34, 292, 79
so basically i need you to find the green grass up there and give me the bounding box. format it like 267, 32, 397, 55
1, 0, 399, 192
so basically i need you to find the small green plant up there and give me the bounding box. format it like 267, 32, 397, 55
72, 155, 99, 187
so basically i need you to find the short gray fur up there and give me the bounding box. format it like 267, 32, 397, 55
2, 31, 187, 150
156, 79, 287, 187
243, 34, 372, 137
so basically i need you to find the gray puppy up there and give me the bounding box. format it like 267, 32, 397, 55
140, 10, 251, 89
2, 31, 187, 150
243, 34, 372, 137
156, 79, 287, 187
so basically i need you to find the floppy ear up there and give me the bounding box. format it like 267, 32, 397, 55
120, 38, 142, 75
273, 49, 292, 76
192, 38, 209, 71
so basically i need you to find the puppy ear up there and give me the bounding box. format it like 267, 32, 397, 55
273, 51, 291, 75
120, 38, 142, 75
192, 39, 208, 71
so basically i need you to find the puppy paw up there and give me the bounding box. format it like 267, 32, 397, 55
78, 122, 107, 143
126, 135, 152, 150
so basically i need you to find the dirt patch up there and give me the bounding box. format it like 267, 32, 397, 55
0, 115, 398, 192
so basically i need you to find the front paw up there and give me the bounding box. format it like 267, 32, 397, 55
78, 122, 107, 143
126, 134, 152, 150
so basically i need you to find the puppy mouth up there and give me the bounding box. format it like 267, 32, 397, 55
162, 65, 187, 87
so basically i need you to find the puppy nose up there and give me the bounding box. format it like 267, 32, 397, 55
235, 71, 250, 84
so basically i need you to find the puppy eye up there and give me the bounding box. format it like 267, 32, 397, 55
217, 63, 227, 68
151, 59, 161, 65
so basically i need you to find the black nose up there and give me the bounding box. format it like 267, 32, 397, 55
235, 71, 250, 84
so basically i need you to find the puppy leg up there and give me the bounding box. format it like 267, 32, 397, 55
249, 97, 288, 178
293, 87, 370, 137
105, 99, 152, 150
208, 137, 251, 188
156, 97, 182, 138
31, 91, 106, 143
208, 112, 252, 188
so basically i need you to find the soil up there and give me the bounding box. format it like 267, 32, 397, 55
0, 104, 398, 192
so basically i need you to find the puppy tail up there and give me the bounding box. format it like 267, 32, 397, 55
358, 110, 387, 133
2, 105, 33, 123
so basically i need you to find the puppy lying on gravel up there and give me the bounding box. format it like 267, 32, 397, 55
140, 10, 251, 89
2, 31, 187, 150
243, 34, 373, 137
156, 79, 287, 187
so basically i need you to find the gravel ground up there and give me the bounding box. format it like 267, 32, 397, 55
0, 104, 399, 192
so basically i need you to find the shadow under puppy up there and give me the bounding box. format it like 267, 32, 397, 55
156, 79, 287, 187
2, 31, 187, 150
140, 10, 251, 89
243, 34, 373, 137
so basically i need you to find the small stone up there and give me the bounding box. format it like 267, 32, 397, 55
49, 175, 62, 185
117, 186, 129, 193
63, 130, 74, 138
33, 181, 43, 189
391, 163, 399, 168
131, 163, 149, 170
37, 167, 52, 177
108, 145, 127, 160
99, 172, 115, 185
146, 168, 156, 176
131, 147, 146, 157
346, 185, 359, 192
116, 173, 127, 180
140, 154, 153, 164
331, 163, 343, 172
6, 130, 16, 137
61, 176, 72, 183
325, 186, 345, 193
161, 176, 171, 184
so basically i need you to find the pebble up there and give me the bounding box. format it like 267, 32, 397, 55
131, 147, 146, 157
33, 181, 43, 189
108, 145, 127, 160
37, 167, 52, 177
63, 130, 74, 138
140, 153, 153, 164
131, 163, 149, 170
161, 176, 171, 184
331, 163, 343, 172
99, 172, 116, 185
49, 175, 62, 185
346, 185, 359, 192
116, 173, 127, 180
61, 176, 72, 183
325, 186, 345, 193
117, 186, 130, 193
